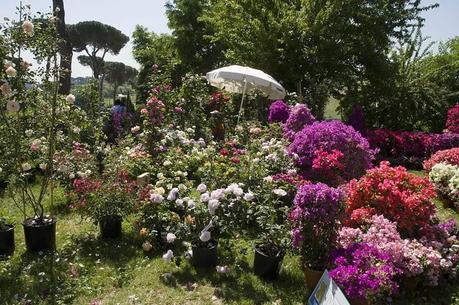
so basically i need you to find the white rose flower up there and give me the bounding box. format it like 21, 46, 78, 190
187, 199, 196, 209
199, 230, 211, 242
25, 129, 33, 137
150, 193, 164, 203
162, 250, 174, 262
200, 192, 210, 203
264, 176, 273, 183
233, 187, 244, 197
163, 160, 172, 166
73, 127, 81, 134
166, 233, 176, 243
167, 188, 179, 201
216, 265, 229, 274
243, 192, 255, 201
208, 199, 220, 215
210, 189, 225, 200
65, 94, 75, 103
22, 20, 34, 36
69, 173, 75, 179
273, 189, 287, 197
197, 183, 207, 193
131, 126, 141, 133
22, 162, 32, 172
39, 163, 47, 170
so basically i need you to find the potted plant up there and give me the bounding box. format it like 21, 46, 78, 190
0, 5, 81, 252
289, 183, 344, 291
252, 184, 291, 280
0, 216, 15, 256
71, 171, 136, 239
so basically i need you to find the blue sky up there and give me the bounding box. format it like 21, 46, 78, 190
2, 0, 458, 77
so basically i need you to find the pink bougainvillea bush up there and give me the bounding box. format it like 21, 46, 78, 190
345, 161, 436, 237
446, 104, 459, 133
423, 148, 459, 173
288, 120, 375, 186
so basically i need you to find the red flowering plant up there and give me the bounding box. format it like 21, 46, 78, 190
345, 161, 436, 237
423, 148, 459, 173
446, 104, 459, 133
68, 171, 137, 223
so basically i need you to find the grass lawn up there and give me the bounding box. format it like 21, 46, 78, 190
1, 176, 459, 305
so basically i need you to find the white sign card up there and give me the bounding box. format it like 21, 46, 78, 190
308, 270, 350, 305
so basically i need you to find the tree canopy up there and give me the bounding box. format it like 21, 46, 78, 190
68, 21, 129, 78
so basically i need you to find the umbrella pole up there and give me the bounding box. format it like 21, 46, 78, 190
237, 79, 248, 125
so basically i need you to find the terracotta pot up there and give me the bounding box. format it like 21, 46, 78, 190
349, 298, 369, 305
304, 265, 323, 291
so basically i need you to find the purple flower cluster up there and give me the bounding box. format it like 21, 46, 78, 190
288, 120, 375, 183
283, 104, 315, 141
268, 100, 290, 124
290, 183, 343, 268
347, 104, 366, 136
329, 243, 400, 300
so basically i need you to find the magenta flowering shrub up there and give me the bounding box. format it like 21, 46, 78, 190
329, 243, 400, 301
337, 215, 444, 286
367, 129, 459, 168
268, 100, 290, 124
289, 183, 343, 269
283, 104, 315, 141
288, 120, 375, 185
446, 104, 459, 133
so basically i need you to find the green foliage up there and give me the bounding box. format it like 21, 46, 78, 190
132, 25, 183, 102
341, 27, 458, 132
201, 0, 435, 119
166, 0, 223, 74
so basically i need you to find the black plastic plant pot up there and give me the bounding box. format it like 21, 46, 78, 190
192, 240, 218, 268
0, 225, 15, 256
253, 244, 285, 281
23, 217, 56, 252
99, 215, 122, 239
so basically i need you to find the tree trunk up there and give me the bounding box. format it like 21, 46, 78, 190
53, 0, 72, 95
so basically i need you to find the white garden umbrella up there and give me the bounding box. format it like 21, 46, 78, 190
206, 65, 286, 124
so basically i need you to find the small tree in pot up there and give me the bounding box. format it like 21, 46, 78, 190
0, 5, 85, 252
252, 184, 292, 281
289, 183, 344, 290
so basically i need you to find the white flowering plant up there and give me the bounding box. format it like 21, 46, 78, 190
429, 163, 459, 206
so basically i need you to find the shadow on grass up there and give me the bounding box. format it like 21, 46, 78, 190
0, 250, 77, 305
163, 258, 307, 304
